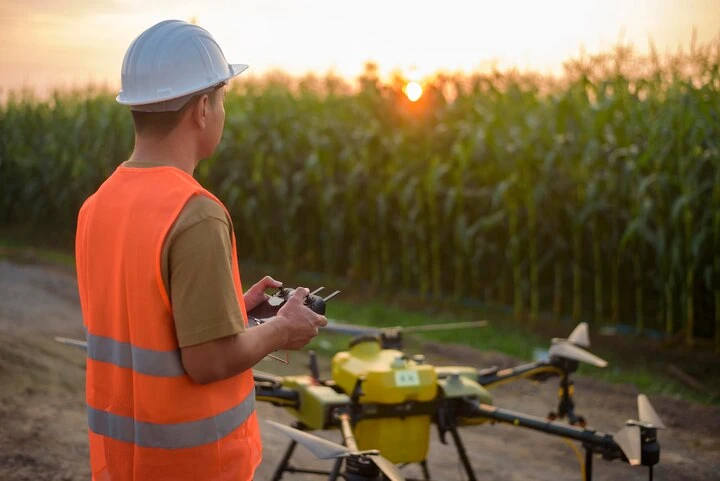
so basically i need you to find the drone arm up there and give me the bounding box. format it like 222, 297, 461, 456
255, 384, 300, 408
460, 400, 624, 462
336, 413, 360, 451
477, 361, 564, 389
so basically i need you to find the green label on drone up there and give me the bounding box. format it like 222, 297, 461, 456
394, 370, 420, 387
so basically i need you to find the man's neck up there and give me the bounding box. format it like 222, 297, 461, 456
129, 133, 198, 175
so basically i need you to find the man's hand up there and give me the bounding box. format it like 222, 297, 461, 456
180, 286, 327, 384
243, 275, 282, 311
181, 287, 327, 385
272, 287, 328, 350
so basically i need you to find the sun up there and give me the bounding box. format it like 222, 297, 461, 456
404, 81, 423, 102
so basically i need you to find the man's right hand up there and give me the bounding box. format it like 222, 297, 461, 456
181, 287, 327, 384
273, 287, 328, 350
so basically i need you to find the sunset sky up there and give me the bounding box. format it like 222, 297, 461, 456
1, 0, 719, 94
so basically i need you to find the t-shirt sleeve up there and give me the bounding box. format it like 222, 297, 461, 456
168, 197, 245, 348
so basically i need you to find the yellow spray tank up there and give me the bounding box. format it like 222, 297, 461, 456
331, 336, 437, 463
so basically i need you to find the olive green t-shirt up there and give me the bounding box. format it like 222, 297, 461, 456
123, 160, 245, 347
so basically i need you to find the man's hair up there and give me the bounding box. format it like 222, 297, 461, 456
131, 85, 223, 137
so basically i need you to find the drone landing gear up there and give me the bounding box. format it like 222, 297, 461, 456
398, 461, 431, 481
271, 438, 337, 480
584, 445, 593, 481
419, 460, 431, 480
329, 458, 344, 480
271, 438, 438, 481
548, 373, 586, 427
436, 402, 477, 481
448, 425, 477, 481
270, 440, 296, 480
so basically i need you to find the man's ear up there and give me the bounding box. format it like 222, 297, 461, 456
191, 94, 210, 130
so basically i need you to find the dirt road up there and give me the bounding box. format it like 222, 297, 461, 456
1, 260, 718, 480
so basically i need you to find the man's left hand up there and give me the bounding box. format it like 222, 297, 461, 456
244, 275, 283, 311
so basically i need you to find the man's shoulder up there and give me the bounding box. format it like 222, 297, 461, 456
174, 194, 231, 233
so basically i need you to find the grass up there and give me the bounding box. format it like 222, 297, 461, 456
0, 239, 75, 268
2, 231, 718, 405
0, 225, 75, 268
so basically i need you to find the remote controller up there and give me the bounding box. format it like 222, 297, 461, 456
247, 286, 339, 327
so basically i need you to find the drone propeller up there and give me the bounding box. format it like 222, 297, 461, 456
613, 394, 666, 466
567, 322, 590, 347
267, 420, 405, 481
324, 320, 488, 337
547, 323, 607, 368
613, 424, 642, 466
548, 341, 608, 368
267, 421, 354, 459
637, 394, 666, 429
548, 322, 589, 349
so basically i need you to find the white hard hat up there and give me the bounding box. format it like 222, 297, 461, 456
117, 20, 248, 112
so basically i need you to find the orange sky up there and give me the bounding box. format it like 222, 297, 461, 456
1, 0, 719, 94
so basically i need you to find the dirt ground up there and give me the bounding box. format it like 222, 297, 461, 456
0, 259, 718, 481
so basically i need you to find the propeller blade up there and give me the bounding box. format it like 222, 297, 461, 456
55, 337, 87, 350
567, 322, 590, 347
324, 319, 488, 337
267, 421, 351, 460
367, 453, 406, 481
400, 320, 488, 333
613, 425, 642, 466
638, 394, 666, 429
325, 320, 381, 336
548, 342, 608, 368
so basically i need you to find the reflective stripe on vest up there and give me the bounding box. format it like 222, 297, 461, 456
86, 329, 185, 377
87, 394, 256, 449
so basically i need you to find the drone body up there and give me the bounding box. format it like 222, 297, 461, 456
333, 339, 441, 464
254, 314, 665, 481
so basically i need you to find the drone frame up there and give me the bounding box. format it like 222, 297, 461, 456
257, 344, 662, 481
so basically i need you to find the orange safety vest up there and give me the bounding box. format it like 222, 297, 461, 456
75, 165, 262, 481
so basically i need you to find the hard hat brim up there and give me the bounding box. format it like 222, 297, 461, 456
116, 63, 250, 107
230, 64, 250, 76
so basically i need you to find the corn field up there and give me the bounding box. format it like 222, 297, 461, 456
1, 43, 719, 350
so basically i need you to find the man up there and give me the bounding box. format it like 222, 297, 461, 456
75, 20, 327, 481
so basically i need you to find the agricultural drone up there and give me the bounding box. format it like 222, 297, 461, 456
57, 287, 665, 481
